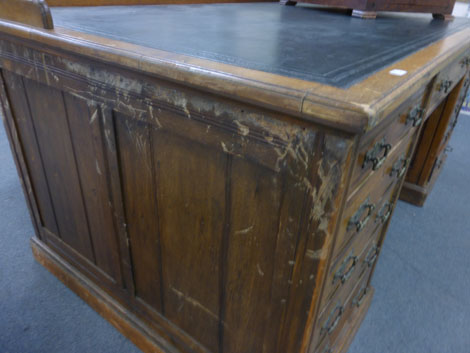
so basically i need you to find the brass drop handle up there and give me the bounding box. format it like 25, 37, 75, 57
363, 138, 392, 171
390, 155, 409, 179
348, 198, 375, 232
376, 202, 393, 224
364, 244, 380, 267
323, 304, 344, 335
352, 286, 369, 308
439, 80, 453, 94
334, 253, 358, 284
406, 105, 424, 127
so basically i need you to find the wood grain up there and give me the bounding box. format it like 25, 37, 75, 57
0, 6, 469, 353
22, 78, 95, 261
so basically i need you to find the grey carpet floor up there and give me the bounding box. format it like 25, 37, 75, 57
0, 112, 469, 353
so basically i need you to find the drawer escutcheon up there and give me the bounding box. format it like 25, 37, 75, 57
461, 57, 470, 67
364, 244, 380, 267
406, 105, 424, 127
376, 202, 393, 224
334, 252, 358, 284
352, 286, 369, 308
348, 198, 375, 232
363, 138, 392, 171
438, 79, 453, 94
390, 154, 409, 179
322, 304, 344, 335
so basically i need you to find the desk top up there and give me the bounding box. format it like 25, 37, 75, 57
1, 3, 470, 132
51, 3, 470, 88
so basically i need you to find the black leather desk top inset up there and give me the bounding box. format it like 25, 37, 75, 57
51, 3, 470, 88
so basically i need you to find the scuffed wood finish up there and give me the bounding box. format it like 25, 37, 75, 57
0, 0, 53, 29
1, 4, 470, 353
0, 35, 354, 352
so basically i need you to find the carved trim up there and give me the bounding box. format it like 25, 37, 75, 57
0, 46, 288, 149
0, 0, 53, 29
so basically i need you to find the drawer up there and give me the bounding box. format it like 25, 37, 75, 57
319, 220, 383, 316
315, 265, 373, 352
333, 135, 412, 259
428, 53, 470, 114
349, 89, 426, 193
439, 75, 470, 152
314, 270, 373, 353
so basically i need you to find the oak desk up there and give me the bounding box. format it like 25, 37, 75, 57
0, 3, 469, 353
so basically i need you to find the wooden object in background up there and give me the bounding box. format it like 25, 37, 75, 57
0, 0, 53, 29
0, 2, 469, 353
282, 0, 457, 19
400, 70, 470, 206
48, 0, 274, 6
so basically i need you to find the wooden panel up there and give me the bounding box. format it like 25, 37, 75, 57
2, 70, 59, 236
222, 157, 283, 353
115, 113, 163, 311
154, 132, 226, 353
405, 99, 446, 184
64, 93, 122, 283
417, 76, 465, 185
22, 77, 95, 261
0, 0, 53, 29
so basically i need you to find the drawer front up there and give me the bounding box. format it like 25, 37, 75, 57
350, 89, 426, 193
428, 52, 470, 114
319, 218, 385, 316
313, 270, 373, 353
314, 265, 374, 353
333, 134, 413, 259
439, 75, 470, 152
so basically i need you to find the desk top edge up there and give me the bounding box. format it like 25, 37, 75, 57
0, 4, 470, 133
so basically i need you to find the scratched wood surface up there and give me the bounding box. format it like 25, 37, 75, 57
0, 35, 355, 352
0, 3, 469, 353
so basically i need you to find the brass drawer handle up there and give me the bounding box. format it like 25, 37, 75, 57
464, 78, 470, 89
461, 57, 470, 67
376, 202, 393, 224
322, 304, 344, 335
348, 198, 375, 232
406, 105, 424, 127
439, 80, 453, 94
352, 286, 369, 308
364, 244, 380, 267
363, 138, 392, 171
390, 154, 409, 179
334, 252, 358, 284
